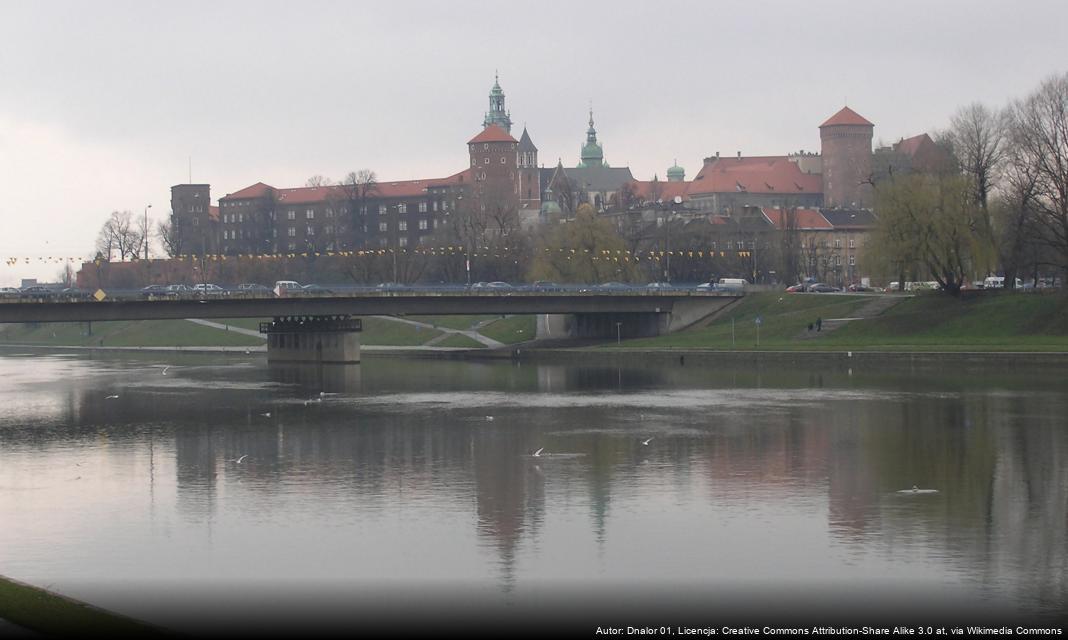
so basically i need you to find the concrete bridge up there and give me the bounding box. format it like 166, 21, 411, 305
0, 291, 740, 363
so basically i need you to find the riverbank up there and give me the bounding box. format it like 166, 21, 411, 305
0, 574, 168, 638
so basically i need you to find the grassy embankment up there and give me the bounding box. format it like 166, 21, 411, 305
0, 575, 168, 637
615, 291, 1068, 351
0, 314, 538, 348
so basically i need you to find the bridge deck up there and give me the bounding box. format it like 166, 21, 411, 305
0, 292, 740, 324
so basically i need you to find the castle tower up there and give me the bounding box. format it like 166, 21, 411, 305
819, 106, 874, 208
577, 108, 607, 168
517, 127, 541, 210
482, 72, 513, 134
468, 125, 520, 216
170, 183, 215, 255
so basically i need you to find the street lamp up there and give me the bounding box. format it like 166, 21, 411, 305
144, 204, 152, 260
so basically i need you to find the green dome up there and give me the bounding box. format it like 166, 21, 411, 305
667, 161, 685, 182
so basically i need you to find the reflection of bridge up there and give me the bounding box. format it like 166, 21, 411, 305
0, 291, 741, 362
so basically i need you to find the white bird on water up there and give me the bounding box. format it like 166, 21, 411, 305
105, 395, 119, 400
532, 447, 544, 458
230, 455, 248, 464
485, 415, 495, 421
162, 366, 170, 376
641, 437, 654, 446
260, 412, 271, 418
898, 485, 939, 495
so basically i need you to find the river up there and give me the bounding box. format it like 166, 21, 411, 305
0, 349, 1065, 635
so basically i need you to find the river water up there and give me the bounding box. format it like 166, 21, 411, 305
0, 350, 1065, 635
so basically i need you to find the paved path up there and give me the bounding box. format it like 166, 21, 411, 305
796, 295, 908, 340
373, 315, 506, 348
186, 318, 266, 339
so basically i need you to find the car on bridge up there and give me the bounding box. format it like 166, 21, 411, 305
141, 284, 169, 298
695, 282, 722, 292
807, 283, 841, 293
164, 284, 194, 298
590, 282, 633, 292
192, 283, 226, 296
0, 287, 20, 299
530, 281, 562, 292
646, 282, 676, 291
58, 288, 92, 300
375, 282, 411, 292
19, 285, 57, 299
273, 281, 303, 297
300, 284, 334, 295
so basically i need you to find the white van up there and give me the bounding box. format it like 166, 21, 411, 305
717, 278, 749, 291
273, 280, 302, 297
983, 276, 1023, 289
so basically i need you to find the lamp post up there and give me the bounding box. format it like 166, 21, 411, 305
144, 204, 152, 260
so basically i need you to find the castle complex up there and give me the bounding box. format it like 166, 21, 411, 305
170, 75, 936, 284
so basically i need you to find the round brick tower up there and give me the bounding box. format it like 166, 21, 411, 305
820, 106, 874, 209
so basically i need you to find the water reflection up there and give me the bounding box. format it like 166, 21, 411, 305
0, 350, 1065, 629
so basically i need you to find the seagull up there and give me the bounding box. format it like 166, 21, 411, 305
105, 395, 119, 400
162, 366, 170, 376
641, 437, 654, 446
244, 349, 251, 355
229, 455, 248, 464
260, 412, 271, 418
485, 415, 495, 421
532, 447, 544, 458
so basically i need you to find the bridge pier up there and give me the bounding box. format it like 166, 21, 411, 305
259, 315, 362, 364
535, 297, 738, 341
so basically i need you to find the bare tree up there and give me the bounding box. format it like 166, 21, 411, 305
1006, 72, 1068, 278
156, 218, 181, 257
341, 169, 378, 248
947, 102, 1006, 210
306, 175, 333, 187
96, 211, 143, 261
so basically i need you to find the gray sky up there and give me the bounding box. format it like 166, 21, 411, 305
1, 0, 1066, 285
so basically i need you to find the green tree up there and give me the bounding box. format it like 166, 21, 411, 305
529, 204, 638, 283
872, 173, 992, 296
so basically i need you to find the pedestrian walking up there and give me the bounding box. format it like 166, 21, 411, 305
816, 317, 823, 332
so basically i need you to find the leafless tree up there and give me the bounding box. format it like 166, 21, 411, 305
340, 169, 378, 247
156, 218, 181, 257
947, 102, 1007, 210
96, 211, 143, 261
306, 175, 333, 187
1006, 72, 1068, 277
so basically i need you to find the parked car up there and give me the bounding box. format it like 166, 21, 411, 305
717, 278, 749, 291
807, 283, 840, 293
19, 285, 57, 298
141, 284, 168, 298
236, 283, 272, 295
485, 281, 513, 290
531, 281, 562, 292
58, 288, 92, 300
695, 282, 720, 292
847, 284, 875, 292
301, 284, 333, 295
191, 283, 225, 296
164, 284, 193, 297
594, 282, 632, 292
785, 283, 807, 293
375, 282, 410, 292
646, 282, 675, 291
273, 280, 302, 297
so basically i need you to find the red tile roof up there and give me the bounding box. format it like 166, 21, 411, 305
468, 125, 517, 144
208, 205, 219, 221
224, 182, 274, 200
629, 180, 691, 202
893, 133, 934, 157
819, 106, 873, 128
761, 208, 832, 230
689, 157, 823, 195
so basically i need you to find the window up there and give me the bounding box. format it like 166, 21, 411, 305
325, 225, 334, 235
378, 205, 387, 215
398, 236, 408, 247
306, 226, 315, 236
306, 209, 314, 219
326, 209, 334, 218
418, 219, 428, 230
398, 203, 407, 214
379, 238, 388, 247
501, 157, 506, 164
849, 238, 856, 249
418, 202, 428, 213
483, 143, 488, 150
399, 221, 407, 232
192, 217, 199, 226
238, 213, 244, 223
736, 241, 744, 250
849, 255, 856, 266
834, 238, 842, 249
484, 157, 489, 165
287, 227, 296, 237
360, 206, 368, 215
272, 229, 277, 238
379, 222, 387, 232
834, 255, 842, 266
432, 201, 438, 212
287, 210, 296, 220
288, 243, 296, 251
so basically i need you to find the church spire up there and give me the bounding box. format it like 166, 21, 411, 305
578, 105, 606, 168
483, 72, 512, 133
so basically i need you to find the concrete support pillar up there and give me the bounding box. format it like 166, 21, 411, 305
259, 315, 362, 364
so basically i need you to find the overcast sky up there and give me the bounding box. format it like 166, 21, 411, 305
1, 0, 1066, 285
